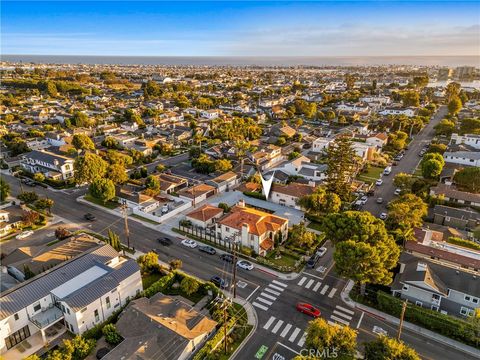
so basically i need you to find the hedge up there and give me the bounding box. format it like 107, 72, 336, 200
376, 291, 479, 347
242, 191, 266, 200
193, 317, 237, 360
82, 307, 124, 340
447, 237, 480, 251
141, 271, 176, 298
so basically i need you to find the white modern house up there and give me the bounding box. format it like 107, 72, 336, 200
379, 107, 416, 117
443, 151, 480, 167
450, 133, 480, 150
0, 243, 142, 357
200, 109, 220, 119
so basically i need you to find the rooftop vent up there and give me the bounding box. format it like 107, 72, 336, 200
416, 262, 427, 272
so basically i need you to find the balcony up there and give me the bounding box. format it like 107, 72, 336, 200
30, 306, 64, 330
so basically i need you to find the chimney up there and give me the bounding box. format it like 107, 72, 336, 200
238, 199, 246, 208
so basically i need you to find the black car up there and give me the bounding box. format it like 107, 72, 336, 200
220, 254, 234, 262
23, 179, 36, 187
306, 253, 320, 269
158, 237, 173, 246
84, 213, 96, 221
199, 245, 216, 255
210, 276, 228, 289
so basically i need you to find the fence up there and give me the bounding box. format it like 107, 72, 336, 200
178, 224, 239, 251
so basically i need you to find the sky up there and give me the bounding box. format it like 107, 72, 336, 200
2, 1, 479, 57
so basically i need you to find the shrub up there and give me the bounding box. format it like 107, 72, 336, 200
141, 272, 176, 298
243, 191, 266, 200
180, 276, 200, 296
447, 237, 480, 251
169, 259, 183, 270
102, 324, 123, 345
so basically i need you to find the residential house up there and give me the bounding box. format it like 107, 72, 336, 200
450, 134, 480, 150
250, 145, 283, 171
178, 184, 216, 205
379, 107, 416, 117
270, 124, 296, 138
217, 200, 288, 256
26, 139, 50, 151
432, 205, 480, 231
102, 293, 217, 360
20, 150, 74, 180
391, 254, 479, 317
272, 156, 327, 182
206, 171, 239, 193
270, 183, 315, 210
311, 137, 334, 153
185, 204, 224, 228
200, 109, 220, 119
366, 133, 388, 148
430, 184, 480, 207
443, 151, 480, 167
0, 243, 142, 356
158, 173, 188, 194
0, 207, 23, 237
351, 141, 377, 161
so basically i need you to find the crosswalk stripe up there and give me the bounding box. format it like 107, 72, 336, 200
336, 305, 355, 315
297, 332, 307, 347
297, 276, 307, 286
272, 280, 288, 288
313, 282, 322, 292
328, 288, 337, 298
260, 292, 277, 301
320, 285, 329, 295
252, 302, 268, 311
257, 297, 273, 306
280, 323, 292, 338
269, 284, 285, 292
264, 287, 281, 296
333, 310, 353, 320
305, 279, 315, 289
331, 315, 350, 326
272, 320, 284, 334
263, 316, 276, 330
289, 327, 301, 342
328, 320, 342, 327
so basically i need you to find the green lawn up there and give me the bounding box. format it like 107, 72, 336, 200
307, 221, 323, 231
163, 286, 206, 304
84, 195, 119, 210
142, 273, 162, 289
265, 251, 298, 268
357, 166, 384, 184
131, 214, 160, 224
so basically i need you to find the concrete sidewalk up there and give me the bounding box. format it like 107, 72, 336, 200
341, 280, 480, 359
230, 297, 258, 360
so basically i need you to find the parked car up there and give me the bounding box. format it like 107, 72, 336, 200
237, 260, 254, 270
376, 197, 384, 204
84, 213, 96, 221
359, 195, 368, 205
419, 149, 426, 157
317, 247, 327, 257
22, 178, 36, 187
220, 254, 234, 263
16, 230, 34, 239
375, 179, 383, 186
199, 245, 216, 255
383, 166, 392, 176
210, 276, 228, 289
392, 161, 399, 166
158, 237, 173, 246
296, 302, 321, 318
306, 253, 321, 269
373, 326, 388, 336
181, 239, 198, 248
367, 189, 375, 196
379, 213, 388, 220
394, 188, 402, 196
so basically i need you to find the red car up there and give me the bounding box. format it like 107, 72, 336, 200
296, 302, 321, 318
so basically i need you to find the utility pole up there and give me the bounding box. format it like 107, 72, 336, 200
232, 241, 238, 299
397, 301, 407, 341
121, 202, 130, 250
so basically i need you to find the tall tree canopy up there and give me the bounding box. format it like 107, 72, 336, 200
74, 152, 108, 184
326, 137, 358, 201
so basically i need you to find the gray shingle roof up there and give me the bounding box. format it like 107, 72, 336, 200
0, 245, 119, 319
22, 150, 74, 166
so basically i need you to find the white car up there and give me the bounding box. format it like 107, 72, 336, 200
375, 179, 383, 186
359, 195, 368, 205
16, 230, 34, 239
379, 213, 388, 220
181, 239, 198, 248
317, 247, 327, 257
237, 260, 254, 271
373, 326, 388, 337
394, 188, 401, 196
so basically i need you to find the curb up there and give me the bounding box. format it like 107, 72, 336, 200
230, 298, 258, 360
341, 280, 480, 358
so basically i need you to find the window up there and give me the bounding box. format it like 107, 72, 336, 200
402, 285, 409, 291
432, 294, 440, 300
415, 301, 422, 306
33, 303, 41, 312
14, 313, 19, 321
106, 296, 111, 309
472, 298, 479, 304
465, 295, 471, 302
431, 305, 439, 311
94, 309, 99, 322
66, 308, 70, 315
5, 325, 30, 349
460, 307, 474, 316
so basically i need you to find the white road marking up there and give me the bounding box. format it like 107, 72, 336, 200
328, 288, 337, 298
305, 279, 315, 289
272, 320, 284, 334
320, 285, 329, 295
328, 320, 342, 327
252, 302, 268, 311
264, 287, 281, 296
333, 310, 352, 320
297, 332, 307, 347
277, 342, 300, 355
280, 323, 292, 338
289, 327, 301, 342
246, 285, 260, 302
263, 316, 276, 330
272, 280, 288, 288
297, 276, 307, 286
269, 284, 285, 292
257, 297, 273, 306
356, 311, 365, 329
313, 282, 322, 292
260, 292, 277, 301
336, 305, 355, 315
331, 315, 350, 326
237, 281, 247, 289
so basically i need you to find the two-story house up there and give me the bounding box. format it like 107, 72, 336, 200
450, 133, 480, 150
20, 150, 74, 180
270, 183, 315, 210
443, 151, 480, 167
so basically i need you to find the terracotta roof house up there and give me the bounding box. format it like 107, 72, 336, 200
270, 183, 315, 210
217, 200, 288, 256
178, 184, 216, 205
185, 204, 224, 228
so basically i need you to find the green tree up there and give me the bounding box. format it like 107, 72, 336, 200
102, 324, 123, 345
6, 138, 30, 156
387, 194, 427, 231
288, 223, 317, 249
448, 96, 462, 115
137, 251, 159, 273
326, 137, 358, 201
421, 159, 444, 179
192, 154, 216, 174
180, 276, 200, 296
427, 143, 447, 154
304, 318, 357, 360
102, 136, 119, 149
72, 134, 95, 151
393, 173, 415, 193
412, 75, 429, 88
106, 150, 133, 166
74, 152, 108, 184
61, 335, 96, 360
298, 187, 341, 214
215, 158, 233, 172
18, 191, 39, 203
445, 82, 461, 100
459, 118, 480, 135
145, 175, 161, 193
33, 172, 45, 182
388, 131, 408, 151
364, 336, 421, 360
35, 198, 54, 213
169, 258, 183, 270
0, 178, 10, 201
453, 167, 480, 193
434, 119, 456, 136
107, 229, 121, 251
401, 91, 420, 107
70, 111, 95, 128
107, 163, 128, 184
89, 178, 116, 203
